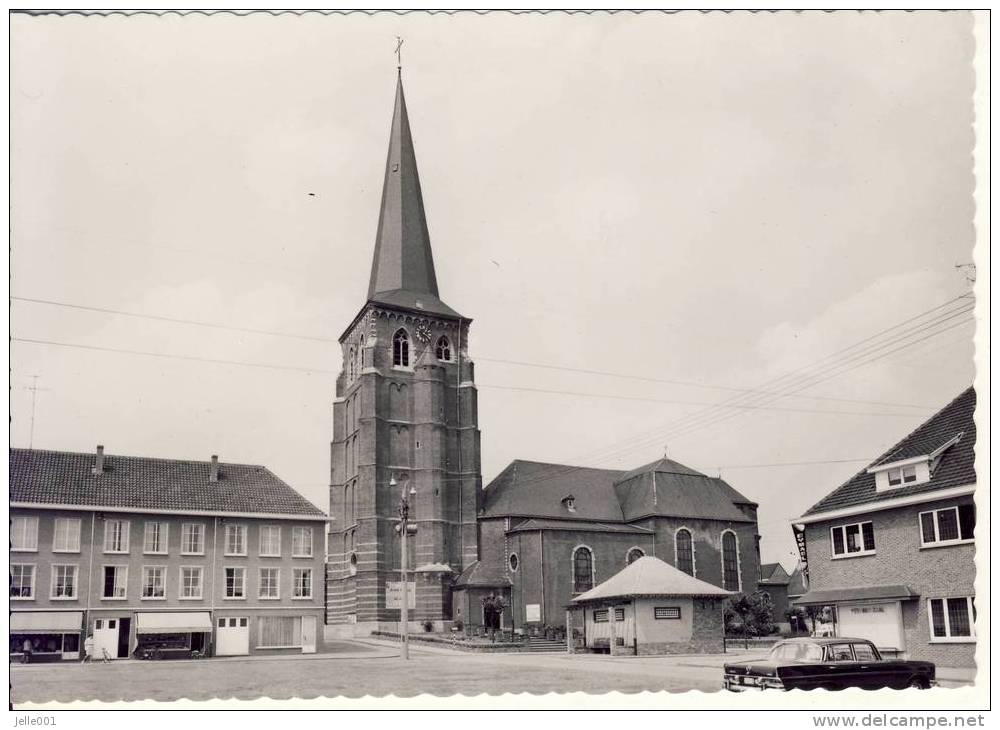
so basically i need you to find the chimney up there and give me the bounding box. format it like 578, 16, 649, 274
209, 455, 219, 483
92, 445, 105, 475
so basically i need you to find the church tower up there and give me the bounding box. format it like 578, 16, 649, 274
326, 71, 483, 635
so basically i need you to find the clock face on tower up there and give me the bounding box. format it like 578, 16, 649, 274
415, 324, 432, 343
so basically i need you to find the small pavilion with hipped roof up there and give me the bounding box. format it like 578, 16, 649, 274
567, 556, 732, 655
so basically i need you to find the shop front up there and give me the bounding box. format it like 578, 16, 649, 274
10, 612, 83, 662
134, 612, 213, 659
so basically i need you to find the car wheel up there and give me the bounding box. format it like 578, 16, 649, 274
907, 678, 928, 690
822, 683, 844, 692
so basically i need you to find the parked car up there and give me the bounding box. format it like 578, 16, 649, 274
724, 637, 936, 692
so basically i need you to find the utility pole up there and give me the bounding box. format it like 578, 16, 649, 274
394, 476, 418, 660
23, 375, 49, 449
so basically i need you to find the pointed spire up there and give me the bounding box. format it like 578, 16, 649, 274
367, 71, 440, 303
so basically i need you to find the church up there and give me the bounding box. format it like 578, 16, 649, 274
325, 71, 761, 638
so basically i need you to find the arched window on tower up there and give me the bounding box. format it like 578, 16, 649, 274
572, 546, 594, 593
435, 336, 452, 362
393, 329, 410, 367
344, 484, 352, 526
722, 530, 740, 591
348, 347, 356, 381
626, 547, 645, 566
675, 528, 694, 576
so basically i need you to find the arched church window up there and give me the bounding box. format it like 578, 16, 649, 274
435, 336, 452, 362
722, 530, 740, 591
348, 347, 356, 381
626, 547, 645, 566
572, 546, 594, 593
675, 529, 694, 576
393, 329, 410, 367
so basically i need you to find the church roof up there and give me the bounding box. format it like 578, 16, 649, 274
571, 556, 732, 603
481, 460, 627, 522
613, 460, 757, 523
367, 71, 460, 319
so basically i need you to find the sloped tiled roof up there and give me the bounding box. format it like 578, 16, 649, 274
453, 560, 511, 588
758, 562, 791, 586
804, 387, 977, 516
614, 462, 757, 523
571, 556, 731, 603
507, 518, 653, 535
481, 460, 627, 521
10, 448, 326, 518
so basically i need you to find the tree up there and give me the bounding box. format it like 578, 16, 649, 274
724, 591, 776, 637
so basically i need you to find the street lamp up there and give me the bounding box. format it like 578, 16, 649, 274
394, 476, 418, 660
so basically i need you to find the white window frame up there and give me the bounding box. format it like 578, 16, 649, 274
225, 523, 248, 557
179, 566, 204, 600
10, 564, 36, 600
674, 526, 697, 577
927, 597, 976, 643
919, 506, 975, 548
224, 566, 247, 600
141, 565, 166, 600
103, 519, 131, 554
292, 568, 313, 599
258, 567, 281, 599
259, 525, 282, 557
181, 523, 206, 556
101, 564, 129, 600
720, 529, 742, 592
143, 521, 169, 555
830, 521, 876, 559
53, 517, 82, 553
292, 526, 313, 558
50, 564, 79, 600
11, 516, 39, 552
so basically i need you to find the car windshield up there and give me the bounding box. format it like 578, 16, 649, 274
767, 642, 824, 662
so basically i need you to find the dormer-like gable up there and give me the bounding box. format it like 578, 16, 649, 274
868, 432, 964, 492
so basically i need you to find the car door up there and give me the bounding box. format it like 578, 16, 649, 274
850, 642, 890, 689
819, 643, 861, 689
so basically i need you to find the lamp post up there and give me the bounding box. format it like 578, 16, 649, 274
394, 476, 417, 660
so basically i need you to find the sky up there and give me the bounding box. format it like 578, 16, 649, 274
10, 11, 980, 569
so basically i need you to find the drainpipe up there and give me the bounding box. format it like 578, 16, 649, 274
211, 517, 218, 655
86, 513, 96, 631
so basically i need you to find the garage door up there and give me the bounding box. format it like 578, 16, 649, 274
216, 617, 249, 656
837, 601, 904, 650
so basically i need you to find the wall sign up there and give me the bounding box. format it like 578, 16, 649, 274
385, 581, 416, 609
525, 603, 541, 623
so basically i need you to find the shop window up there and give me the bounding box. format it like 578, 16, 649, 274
258, 616, 302, 649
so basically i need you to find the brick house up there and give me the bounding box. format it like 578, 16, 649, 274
10, 447, 327, 661
462, 458, 761, 632
792, 387, 977, 668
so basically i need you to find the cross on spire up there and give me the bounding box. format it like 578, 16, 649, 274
395, 36, 403, 70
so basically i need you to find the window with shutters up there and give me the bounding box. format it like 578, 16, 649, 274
830, 521, 876, 558
919, 505, 975, 547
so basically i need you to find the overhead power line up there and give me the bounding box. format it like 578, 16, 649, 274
11, 293, 937, 412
